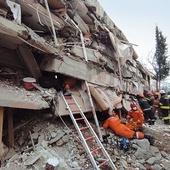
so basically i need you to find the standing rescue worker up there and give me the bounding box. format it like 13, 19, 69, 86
152, 92, 161, 119
145, 91, 154, 109
137, 94, 155, 125
126, 102, 144, 131
159, 90, 170, 125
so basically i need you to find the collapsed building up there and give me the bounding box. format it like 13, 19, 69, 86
0, 0, 154, 166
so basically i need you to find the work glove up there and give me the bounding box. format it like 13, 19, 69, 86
137, 120, 141, 124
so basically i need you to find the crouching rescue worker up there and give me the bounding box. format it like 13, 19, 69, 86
103, 111, 154, 145
126, 102, 144, 131
63, 77, 77, 96
103, 111, 144, 139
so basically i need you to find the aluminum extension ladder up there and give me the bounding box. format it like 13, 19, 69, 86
61, 92, 117, 170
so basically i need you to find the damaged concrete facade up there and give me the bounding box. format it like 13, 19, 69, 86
0, 0, 153, 158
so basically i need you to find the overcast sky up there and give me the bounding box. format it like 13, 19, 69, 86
97, 0, 170, 67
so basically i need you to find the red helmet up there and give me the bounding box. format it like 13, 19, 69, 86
146, 91, 153, 96
130, 102, 137, 108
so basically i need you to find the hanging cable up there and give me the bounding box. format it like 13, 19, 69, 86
36, 3, 44, 26
44, 0, 58, 47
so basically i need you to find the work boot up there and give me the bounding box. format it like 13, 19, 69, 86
151, 119, 155, 125
144, 134, 154, 145
102, 134, 110, 143
164, 119, 170, 125
148, 119, 152, 125
63, 89, 72, 96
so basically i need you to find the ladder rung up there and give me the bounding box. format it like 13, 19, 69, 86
75, 118, 84, 121
91, 147, 101, 153
64, 95, 72, 99
62, 92, 116, 169
98, 160, 108, 167
68, 102, 75, 105
80, 126, 89, 130
72, 110, 80, 113
85, 136, 95, 141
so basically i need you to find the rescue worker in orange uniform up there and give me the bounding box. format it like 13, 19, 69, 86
126, 102, 144, 131
63, 77, 77, 95
103, 111, 144, 139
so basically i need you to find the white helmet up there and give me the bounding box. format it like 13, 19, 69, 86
159, 90, 166, 94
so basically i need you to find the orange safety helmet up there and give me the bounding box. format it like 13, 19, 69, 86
154, 92, 159, 96
64, 84, 70, 89
139, 93, 144, 98
130, 102, 137, 108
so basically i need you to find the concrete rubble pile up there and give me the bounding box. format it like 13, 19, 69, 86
1, 114, 170, 170
0, 0, 169, 170
0, 0, 153, 115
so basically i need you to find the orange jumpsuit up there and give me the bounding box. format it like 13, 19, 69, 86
126, 108, 144, 131
63, 77, 77, 89
103, 114, 144, 139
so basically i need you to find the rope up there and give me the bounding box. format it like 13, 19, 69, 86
36, 3, 44, 26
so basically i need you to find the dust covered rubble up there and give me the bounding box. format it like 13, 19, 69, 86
1, 114, 93, 170
1, 114, 170, 170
